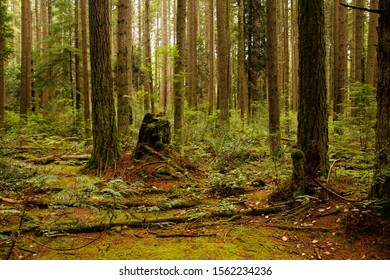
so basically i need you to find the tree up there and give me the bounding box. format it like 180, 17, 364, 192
366, 0, 379, 87
291, 0, 299, 112
207, 0, 215, 114
40, 0, 50, 113
116, 0, 131, 139
237, 0, 247, 119
143, 0, 154, 114
371, 1, 390, 210
88, 0, 120, 175
173, 0, 186, 150
297, 0, 329, 177
354, 0, 365, 83
187, 0, 198, 108
20, 0, 32, 120
216, 0, 230, 124
80, 0, 91, 137
266, 0, 281, 156
333, 0, 348, 119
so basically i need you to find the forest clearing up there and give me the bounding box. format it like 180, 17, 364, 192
1, 0, 390, 261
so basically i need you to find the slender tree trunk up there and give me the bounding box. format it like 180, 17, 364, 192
116, 0, 131, 139
173, 0, 186, 150
367, 0, 379, 87
75, 0, 81, 113
143, 0, 154, 114
216, 0, 230, 125
334, 1, 348, 119
282, 0, 290, 133
291, 0, 299, 112
187, 0, 198, 108
0, 0, 5, 130
371, 0, 390, 205
160, 0, 169, 113
297, 0, 329, 177
40, 0, 49, 113
355, 0, 365, 83
81, 0, 91, 137
208, 0, 215, 114
237, 0, 247, 119
88, 0, 120, 175
267, 0, 281, 157
20, 0, 32, 120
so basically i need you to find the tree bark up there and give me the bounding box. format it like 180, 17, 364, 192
297, 0, 329, 177
143, 0, 154, 114
291, 0, 299, 112
20, 0, 32, 121
367, 0, 379, 87
216, 0, 230, 125
88, 0, 120, 175
237, 0, 247, 119
187, 0, 198, 108
116, 0, 131, 139
80, 0, 91, 137
207, 0, 215, 114
371, 0, 390, 209
173, 0, 186, 151
266, 0, 281, 157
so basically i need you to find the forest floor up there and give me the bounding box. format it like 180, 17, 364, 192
1, 135, 390, 260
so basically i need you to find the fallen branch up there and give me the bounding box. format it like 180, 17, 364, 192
36, 205, 291, 234
0, 196, 24, 204
311, 176, 363, 203
263, 224, 334, 233
155, 233, 216, 238
339, 2, 382, 14
26, 154, 91, 165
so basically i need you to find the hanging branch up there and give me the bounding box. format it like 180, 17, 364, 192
339, 2, 382, 14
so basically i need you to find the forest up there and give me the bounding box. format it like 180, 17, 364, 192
0, 0, 389, 260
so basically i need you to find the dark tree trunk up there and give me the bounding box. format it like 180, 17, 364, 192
88, 0, 120, 175
371, 1, 390, 211
81, 0, 91, 137
0, 0, 5, 130
297, 0, 329, 177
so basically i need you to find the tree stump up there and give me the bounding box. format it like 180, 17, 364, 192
291, 149, 306, 197
134, 113, 171, 160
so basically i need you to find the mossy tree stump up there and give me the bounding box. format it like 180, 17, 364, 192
134, 113, 171, 160
291, 149, 306, 197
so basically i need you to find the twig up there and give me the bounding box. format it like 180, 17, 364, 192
4, 207, 26, 260
155, 233, 216, 238
327, 159, 340, 181
311, 176, 362, 202
314, 247, 322, 260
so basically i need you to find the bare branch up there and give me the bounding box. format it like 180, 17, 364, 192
340, 2, 382, 14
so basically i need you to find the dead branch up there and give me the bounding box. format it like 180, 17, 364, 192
264, 224, 334, 232
155, 233, 216, 238
339, 2, 382, 14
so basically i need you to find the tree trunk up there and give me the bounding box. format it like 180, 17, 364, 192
187, 0, 198, 108
88, 0, 120, 175
173, 0, 186, 150
80, 0, 91, 137
366, 0, 379, 87
297, 0, 329, 177
216, 0, 230, 125
334, 1, 348, 119
20, 0, 32, 120
74, 0, 81, 114
237, 0, 247, 119
143, 0, 154, 114
40, 0, 49, 113
116, 0, 131, 139
208, 0, 215, 114
371, 0, 390, 211
266, 0, 281, 157
291, 0, 299, 112
160, 0, 169, 113
354, 0, 365, 83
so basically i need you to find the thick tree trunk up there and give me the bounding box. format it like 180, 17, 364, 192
143, 0, 154, 114
88, 0, 120, 175
297, 0, 329, 177
371, 0, 390, 211
208, 0, 215, 114
237, 0, 247, 119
